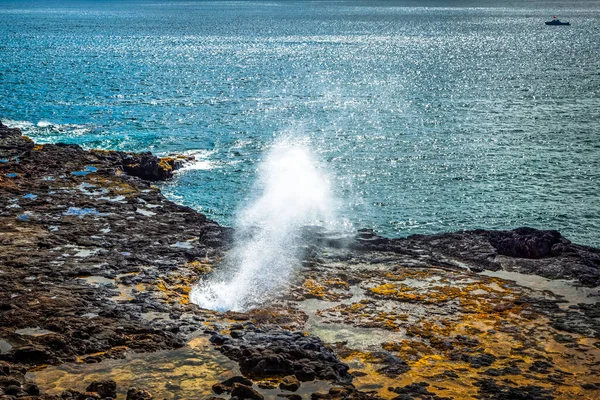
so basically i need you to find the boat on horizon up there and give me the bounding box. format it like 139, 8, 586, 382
545, 17, 570, 26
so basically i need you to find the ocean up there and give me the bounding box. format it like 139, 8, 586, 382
1, 0, 599, 246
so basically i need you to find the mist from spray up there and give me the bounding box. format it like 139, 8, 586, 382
190, 137, 343, 311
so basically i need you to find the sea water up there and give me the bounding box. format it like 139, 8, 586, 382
1, 0, 599, 246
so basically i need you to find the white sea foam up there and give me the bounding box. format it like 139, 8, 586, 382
175, 149, 216, 171
190, 137, 345, 311
36, 120, 52, 128
2, 119, 93, 141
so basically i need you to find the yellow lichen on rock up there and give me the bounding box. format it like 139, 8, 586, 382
155, 277, 192, 305
158, 157, 174, 172
185, 260, 213, 275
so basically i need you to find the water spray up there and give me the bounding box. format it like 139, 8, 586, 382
190, 137, 340, 311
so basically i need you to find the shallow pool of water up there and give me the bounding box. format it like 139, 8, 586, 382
28, 336, 333, 399
480, 269, 600, 307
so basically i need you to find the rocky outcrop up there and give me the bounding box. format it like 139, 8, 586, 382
86, 380, 117, 398
0, 121, 34, 157
0, 122, 230, 398
350, 227, 600, 286
0, 120, 190, 182
90, 149, 191, 182
1, 121, 599, 399
210, 330, 352, 384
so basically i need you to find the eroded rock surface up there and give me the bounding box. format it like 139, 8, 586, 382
1, 122, 599, 399
351, 227, 600, 286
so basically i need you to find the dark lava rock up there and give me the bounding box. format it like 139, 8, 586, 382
126, 387, 153, 400
0, 121, 34, 156
354, 227, 600, 286
10, 346, 53, 364
226, 376, 252, 386
553, 334, 576, 343
0, 361, 10, 375
475, 378, 554, 400
231, 330, 245, 339
483, 366, 521, 376
278, 395, 302, 400
4, 384, 23, 396
212, 376, 253, 394
212, 383, 228, 395
389, 382, 452, 400
279, 375, 300, 392
0, 126, 228, 377
311, 386, 381, 399
460, 353, 497, 368
529, 360, 552, 374
485, 227, 564, 259
217, 331, 352, 384
120, 152, 173, 181
0, 376, 21, 387
23, 382, 41, 396
375, 354, 410, 377
230, 382, 264, 400
210, 334, 229, 345
581, 383, 600, 390
86, 380, 117, 398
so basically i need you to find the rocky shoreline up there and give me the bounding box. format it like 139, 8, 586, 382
1, 121, 599, 400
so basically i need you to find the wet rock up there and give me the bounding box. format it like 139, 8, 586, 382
582, 383, 600, 390
211, 383, 228, 395
388, 382, 451, 400
4, 384, 23, 396
277, 395, 302, 400
80, 391, 102, 399
474, 379, 554, 400
0, 361, 10, 375
212, 376, 253, 394
460, 353, 497, 368
553, 334, 576, 343
210, 334, 229, 345
230, 382, 264, 400
0, 376, 21, 387
375, 355, 410, 377
528, 360, 552, 374
311, 386, 380, 399
10, 346, 53, 364
483, 366, 521, 376
86, 380, 117, 398
0, 121, 34, 156
126, 387, 153, 400
2, 123, 600, 400
359, 227, 600, 286
23, 383, 40, 396
279, 375, 300, 392
217, 331, 351, 383
121, 153, 173, 181
0, 127, 228, 378
231, 330, 245, 339
486, 227, 564, 259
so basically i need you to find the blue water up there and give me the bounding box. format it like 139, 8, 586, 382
1, 0, 599, 246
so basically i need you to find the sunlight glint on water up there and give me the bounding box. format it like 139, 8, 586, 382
1, 1, 599, 246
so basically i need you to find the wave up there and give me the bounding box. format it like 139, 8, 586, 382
173, 149, 217, 172
2, 119, 95, 142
